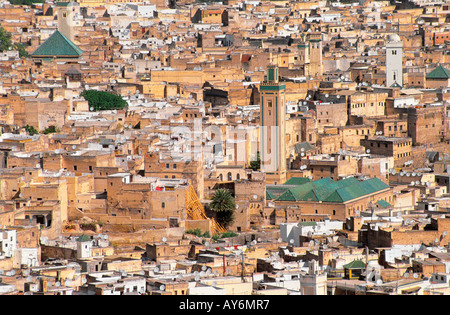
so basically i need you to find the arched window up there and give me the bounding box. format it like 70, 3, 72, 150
227, 172, 232, 181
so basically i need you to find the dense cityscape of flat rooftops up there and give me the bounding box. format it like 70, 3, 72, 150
1, 0, 450, 297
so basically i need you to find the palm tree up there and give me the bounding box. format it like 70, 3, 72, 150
209, 189, 236, 228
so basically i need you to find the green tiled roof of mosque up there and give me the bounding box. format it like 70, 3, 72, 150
31, 30, 83, 58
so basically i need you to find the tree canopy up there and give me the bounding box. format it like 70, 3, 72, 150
81, 90, 128, 111
209, 189, 236, 228
249, 151, 261, 171
0, 28, 13, 53
0, 27, 30, 58
24, 125, 38, 136
9, 0, 45, 5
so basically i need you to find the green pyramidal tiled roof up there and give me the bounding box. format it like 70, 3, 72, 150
77, 234, 91, 242
275, 177, 390, 203
390, 82, 402, 88
266, 190, 277, 200
343, 260, 366, 270
32, 30, 83, 57
377, 199, 391, 208
283, 177, 311, 186
426, 65, 450, 79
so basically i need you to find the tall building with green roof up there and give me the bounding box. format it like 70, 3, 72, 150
260, 64, 287, 185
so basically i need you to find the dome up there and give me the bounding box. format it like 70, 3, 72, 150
388, 34, 401, 43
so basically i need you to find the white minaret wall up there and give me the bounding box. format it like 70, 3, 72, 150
386, 34, 403, 87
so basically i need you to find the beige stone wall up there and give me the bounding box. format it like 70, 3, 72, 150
407, 105, 446, 146
348, 92, 387, 117
107, 228, 185, 246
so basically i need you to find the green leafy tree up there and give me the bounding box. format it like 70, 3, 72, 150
24, 125, 38, 136
0, 27, 30, 58
14, 43, 30, 58
81, 90, 128, 111
42, 126, 59, 134
0, 27, 12, 52
209, 189, 236, 229
186, 229, 211, 238
9, 0, 45, 5
249, 151, 261, 171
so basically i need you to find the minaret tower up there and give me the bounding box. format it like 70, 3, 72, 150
308, 32, 323, 77
57, 2, 80, 43
385, 34, 403, 87
260, 65, 287, 185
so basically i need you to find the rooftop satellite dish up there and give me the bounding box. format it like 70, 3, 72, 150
154, 267, 160, 273
404, 272, 410, 279
289, 239, 295, 245
413, 273, 419, 279
159, 285, 165, 291
376, 279, 383, 286
162, 237, 167, 242
82, 278, 87, 284
205, 242, 210, 246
